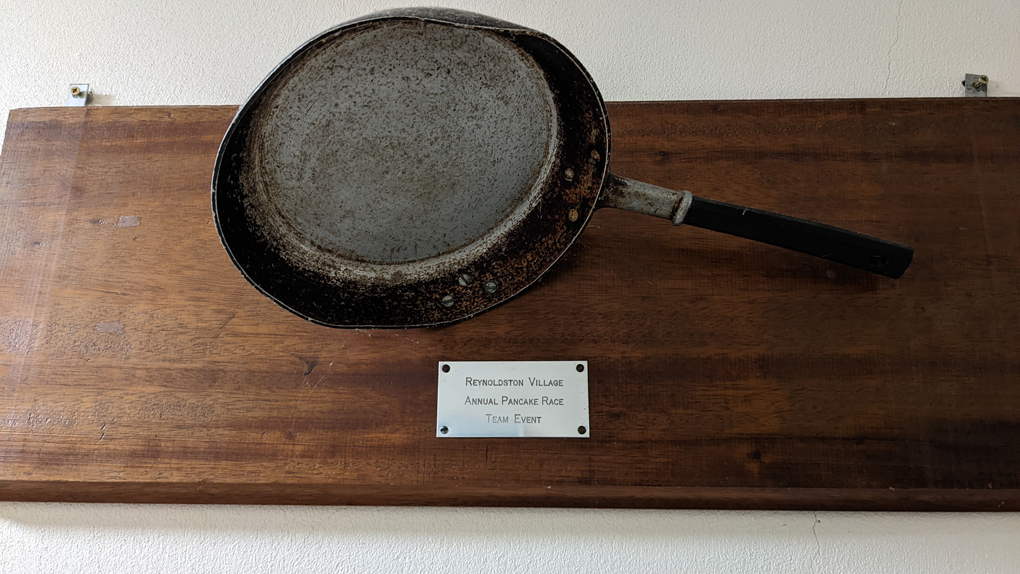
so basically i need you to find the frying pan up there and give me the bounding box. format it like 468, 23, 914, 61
212, 8, 913, 328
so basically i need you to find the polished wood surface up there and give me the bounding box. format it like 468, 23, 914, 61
1, 100, 1018, 509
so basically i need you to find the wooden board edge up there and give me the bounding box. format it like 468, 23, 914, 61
1, 482, 1018, 511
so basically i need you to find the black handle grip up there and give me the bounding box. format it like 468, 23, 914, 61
682, 196, 913, 278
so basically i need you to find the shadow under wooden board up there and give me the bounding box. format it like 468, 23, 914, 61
0, 100, 1017, 510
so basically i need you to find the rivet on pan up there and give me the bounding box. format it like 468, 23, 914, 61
483, 280, 499, 295
441, 295, 455, 308
458, 273, 474, 287
563, 168, 575, 182
568, 208, 579, 222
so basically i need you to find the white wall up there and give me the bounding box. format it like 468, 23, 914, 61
2, 504, 1020, 574
2, 0, 1019, 572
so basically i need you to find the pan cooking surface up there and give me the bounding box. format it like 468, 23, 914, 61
244, 20, 558, 279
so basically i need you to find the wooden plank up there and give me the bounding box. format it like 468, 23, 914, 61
0, 101, 1018, 509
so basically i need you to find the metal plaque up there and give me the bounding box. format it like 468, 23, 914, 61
436, 361, 589, 438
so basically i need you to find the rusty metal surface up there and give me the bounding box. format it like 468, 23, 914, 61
600, 174, 693, 226
213, 9, 609, 327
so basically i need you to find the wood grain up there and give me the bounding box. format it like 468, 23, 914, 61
0, 100, 1018, 509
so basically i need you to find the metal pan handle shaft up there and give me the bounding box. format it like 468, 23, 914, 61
599, 174, 913, 279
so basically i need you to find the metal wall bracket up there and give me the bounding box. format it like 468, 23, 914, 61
963, 74, 988, 97
66, 84, 90, 106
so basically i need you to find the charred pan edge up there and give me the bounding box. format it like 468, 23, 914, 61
212, 9, 611, 328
